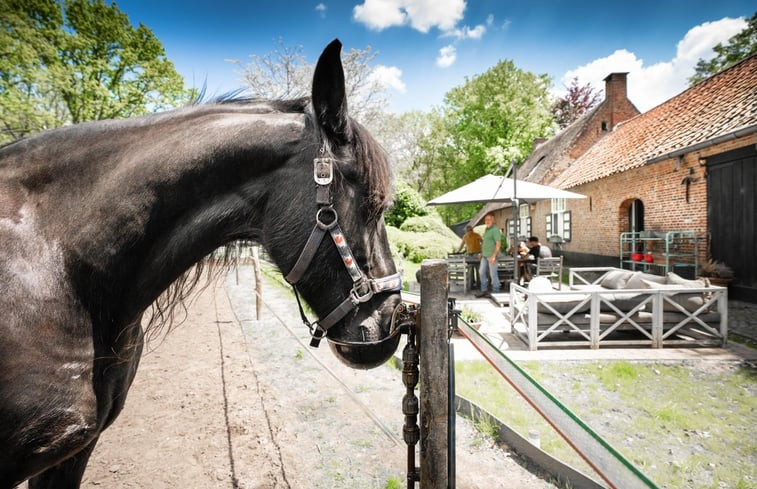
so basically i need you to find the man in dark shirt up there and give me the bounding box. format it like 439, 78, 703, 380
526, 236, 541, 261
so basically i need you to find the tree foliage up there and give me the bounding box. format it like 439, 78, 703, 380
0, 0, 187, 143
229, 38, 390, 129
409, 60, 555, 223
378, 109, 436, 185
551, 77, 601, 129
384, 181, 428, 227
689, 11, 757, 85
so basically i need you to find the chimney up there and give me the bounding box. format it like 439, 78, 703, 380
604, 73, 628, 100
602, 72, 629, 129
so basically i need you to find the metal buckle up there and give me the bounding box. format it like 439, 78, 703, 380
314, 157, 334, 185
351, 280, 375, 304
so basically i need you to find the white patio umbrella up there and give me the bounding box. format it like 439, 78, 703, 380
427, 174, 585, 284
427, 174, 585, 205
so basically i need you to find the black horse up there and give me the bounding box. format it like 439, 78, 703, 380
0, 39, 402, 488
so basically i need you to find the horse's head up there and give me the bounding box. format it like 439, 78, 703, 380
265, 40, 402, 369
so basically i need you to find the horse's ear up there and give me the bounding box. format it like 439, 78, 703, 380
312, 38, 351, 146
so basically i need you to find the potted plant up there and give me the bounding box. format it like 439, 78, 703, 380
459, 306, 483, 330
698, 259, 735, 287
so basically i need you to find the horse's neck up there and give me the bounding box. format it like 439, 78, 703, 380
37, 107, 307, 318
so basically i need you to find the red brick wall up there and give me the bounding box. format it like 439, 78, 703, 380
569, 74, 640, 159
498, 135, 755, 263
604, 73, 640, 128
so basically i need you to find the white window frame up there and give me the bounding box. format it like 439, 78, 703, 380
546, 198, 571, 242
551, 198, 566, 213
518, 204, 531, 238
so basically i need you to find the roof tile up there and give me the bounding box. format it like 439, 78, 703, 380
552, 55, 757, 189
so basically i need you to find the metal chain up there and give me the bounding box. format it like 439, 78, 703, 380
399, 303, 421, 488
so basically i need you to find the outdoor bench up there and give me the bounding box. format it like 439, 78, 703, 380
508, 267, 727, 350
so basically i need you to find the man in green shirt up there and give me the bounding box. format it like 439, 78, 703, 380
476, 213, 501, 297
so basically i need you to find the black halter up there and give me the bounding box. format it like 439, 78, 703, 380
285, 155, 402, 348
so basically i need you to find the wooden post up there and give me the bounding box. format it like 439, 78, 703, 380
419, 259, 448, 489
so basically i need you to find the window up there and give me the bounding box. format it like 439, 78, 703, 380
506, 205, 531, 241
519, 204, 531, 238
546, 198, 571, 242
551, 198, 566, 213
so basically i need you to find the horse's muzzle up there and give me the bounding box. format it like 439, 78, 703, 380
326, 295, 403, 369
327, 332, 402, 369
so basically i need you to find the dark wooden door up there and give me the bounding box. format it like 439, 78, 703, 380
707, 145, 756, 302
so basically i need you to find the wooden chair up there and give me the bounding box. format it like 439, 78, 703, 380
447, 254, 468, 291
535, 256, 563, 289
496, 256, 515, 286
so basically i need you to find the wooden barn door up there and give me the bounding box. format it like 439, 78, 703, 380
707, 145, 756, 302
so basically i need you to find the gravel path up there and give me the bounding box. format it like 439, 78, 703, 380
78, 266, 559, 488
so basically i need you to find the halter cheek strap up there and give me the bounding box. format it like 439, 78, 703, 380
285, 156, 402, 348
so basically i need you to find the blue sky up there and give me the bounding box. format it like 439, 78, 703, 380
115, 1, 753, 114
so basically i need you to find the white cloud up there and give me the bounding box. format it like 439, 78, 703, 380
353, 0, 406, 30
353, 0, 465, 33
315, 3, 327, 17
443, 23, 486, 40
436, 45, 457, 68
558, 17, 747, 112
465, 24, 486, 39
371, 65, 407, 92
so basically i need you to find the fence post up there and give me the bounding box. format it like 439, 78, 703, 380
419, 259, 449, 489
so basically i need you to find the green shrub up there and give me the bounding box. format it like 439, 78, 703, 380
399, 215, 459, 241
387, 226, 458, 263
385, 182, 428, 227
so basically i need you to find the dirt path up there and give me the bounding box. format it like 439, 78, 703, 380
80, 267, 558, 488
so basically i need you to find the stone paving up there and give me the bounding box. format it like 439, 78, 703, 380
728, 299, 757, 341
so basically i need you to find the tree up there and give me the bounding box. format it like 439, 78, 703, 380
551, 77, 601, 129
374, 109, 434, 183
689, 11, 757, 85
0, 0, 64, 141
384, 181, 428, 227
229, 38, 311, 100
415, 60, 555, 223
229, 38, 390, 129
0, 0, 188, 143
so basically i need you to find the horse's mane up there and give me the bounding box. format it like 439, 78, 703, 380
211, 94, 392, 215
349, 120, 392, 218
142, 247, 238, 347
142, 98, 392, 345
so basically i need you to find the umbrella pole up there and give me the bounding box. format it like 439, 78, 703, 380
511, 160, 520, 284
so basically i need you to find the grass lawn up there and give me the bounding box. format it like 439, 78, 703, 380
398, 260, 421, 290
455, 359, 756, 489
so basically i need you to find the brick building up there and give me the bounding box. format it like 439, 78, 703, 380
490, 55, 757, 301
